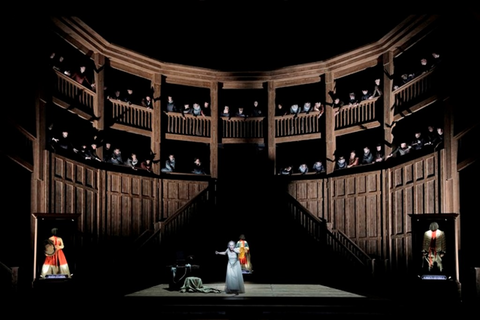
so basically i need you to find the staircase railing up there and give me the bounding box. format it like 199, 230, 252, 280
283, 192, 373, 274
137, 186, 212, 253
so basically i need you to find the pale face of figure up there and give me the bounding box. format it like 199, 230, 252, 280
400, 142, 407, 149
62, 131, 68, 138
228, 241, 235, 251
253, 101, 258, 107
80, 66, 86, 73
375, 79, 380, 86
168, 154, 175, 161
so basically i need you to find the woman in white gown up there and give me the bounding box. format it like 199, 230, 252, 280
215, 241, 245, 294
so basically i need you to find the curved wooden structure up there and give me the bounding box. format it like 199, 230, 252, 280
2, 13, 479, 304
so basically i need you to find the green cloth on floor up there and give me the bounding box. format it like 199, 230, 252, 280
180, 277, 222, 293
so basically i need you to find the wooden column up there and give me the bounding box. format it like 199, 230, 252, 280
151, 73, 162, 175
324, 72, 336, 174
209, 82, 219, 178
93, 53, 105, 159
267, 81, 276, 175
382, 51, 395, 155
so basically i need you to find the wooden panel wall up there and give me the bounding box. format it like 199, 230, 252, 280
287, 153, 439, 267
287, 179, 325, 220
50, 154, 209, 241
105, 172, 158, 238
387, 153, 439, 273
51, 156, 100, 236
162, 179, 209, 220
329, 171, 383, 256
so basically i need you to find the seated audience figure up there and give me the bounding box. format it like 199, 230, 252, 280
192, 103, 205, 117
161, 154, 176, 173
360, 89, 371, 101
374, 143, 385, 163
102, 142, 114, 163
289, 104, 301, 117
301, 102, 312, 114
335, 155, 347, 170
141, 95, 154, 109
386, 142, 412, 159
85, 143, 102, 162
278, 165, 293, 175
51, 130, 78, 155
275, 103, 288, 117
411, 131, 426, 151
430, 52, 442, 70
361, 146, 374, 164
347, 150, 359, 168
433, 127, 444, 149
182, 104, 192, 116
235, 107, 247, 118
348, 92, 359, 106
417, 58, 430, 76
127, 152, 140, 170
108, 148, 124, 165
312, 161, 325, 174
165, 96, 178, 113
220, 106, 231, 118
49, 52, 71, 76
124, 88, 139, 105
71, 65, 94, 90
77, 144, 90, 161
202, 101, 211, 117
192, 157, 206, 175
370, 78, 382, 99
298, 163, 309, 174
425, 125, 438, 147
140, 157, 160, 173
313, 102, 324, 118
250, 100, 263, 117
332, 97, 345, 115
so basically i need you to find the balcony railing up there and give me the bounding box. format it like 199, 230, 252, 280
109, 99, 152, 131
335, 98, 377, 130
221, 116, 264, 141
275, 113, 322, 137
51, 68, 436, 143
54, 70, 95, 112
164, 112, 211, 138
393, 69, 436, 114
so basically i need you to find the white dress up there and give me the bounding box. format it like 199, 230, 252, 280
224, 248, 245, 294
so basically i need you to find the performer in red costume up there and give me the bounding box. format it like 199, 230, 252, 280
422, 222, 446, 273
40, 228, 71, 278
235, 234, 253, 274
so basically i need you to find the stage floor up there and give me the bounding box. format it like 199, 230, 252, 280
121, 280, 404, 319
125, 280, 371, 298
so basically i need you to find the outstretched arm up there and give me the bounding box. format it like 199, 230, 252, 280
215, 250, 227, 255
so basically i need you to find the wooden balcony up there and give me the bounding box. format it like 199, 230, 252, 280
164, 112, 211, 143
51, 68, 439, 144
221, 116, 264, 144
275, 113, 322, 143
53, 70, 95, 120
109, 99, 152, 136
393, 68, 438, 118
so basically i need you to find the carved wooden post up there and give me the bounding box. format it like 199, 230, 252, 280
151, 73, 162, 175
210, 82, 219, 178
267, 81, 276, 174
382, 51, 395, 156
93, 52, 105, 160
324, 72, 336, 174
